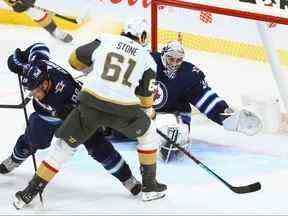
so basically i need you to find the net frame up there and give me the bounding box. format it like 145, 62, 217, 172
151, 0, 288, 51
150, 0, 288, 112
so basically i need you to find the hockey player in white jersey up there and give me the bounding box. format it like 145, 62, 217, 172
13, 18, 167, 209
151, 41, 262, 161
3, 0, 73, 43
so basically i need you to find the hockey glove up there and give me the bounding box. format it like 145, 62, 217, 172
222, 109, 262, 136
7, 48, 29, 76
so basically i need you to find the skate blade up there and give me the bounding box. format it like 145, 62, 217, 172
142, 191, 166, 202
13, 195, 27, 210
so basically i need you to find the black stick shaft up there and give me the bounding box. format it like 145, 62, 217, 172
156, 129, 261, 194
0, 97, 31, 109
17, 75, 44, 204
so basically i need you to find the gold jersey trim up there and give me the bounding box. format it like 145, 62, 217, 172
137, 95, 154, 108
69, 51, 89, 71
82, 88, 140, 106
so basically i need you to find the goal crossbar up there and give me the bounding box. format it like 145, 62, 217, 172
151, 0, 288, 51
151, 0, 288, 112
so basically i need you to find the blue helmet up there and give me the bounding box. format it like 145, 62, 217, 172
22, 60, 49, 90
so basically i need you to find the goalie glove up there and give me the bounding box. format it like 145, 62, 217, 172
222, 109, 262, 136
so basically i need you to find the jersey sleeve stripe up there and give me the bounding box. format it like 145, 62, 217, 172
75, 39, 101, 67
69, 51, 89, 70
138, 95, 154, 108
195, 89, 214, 109
204, 97, 224, 115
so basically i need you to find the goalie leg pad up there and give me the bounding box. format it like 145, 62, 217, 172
155, 113, 190, 146
155, 113, 191, 162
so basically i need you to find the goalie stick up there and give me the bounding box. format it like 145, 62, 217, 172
156, 128, 261, 194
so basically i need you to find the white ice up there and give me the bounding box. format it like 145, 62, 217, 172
0, 24, 288, 215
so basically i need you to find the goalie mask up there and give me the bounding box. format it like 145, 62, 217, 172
161, 41, 185, 79
123, 18, 148, 46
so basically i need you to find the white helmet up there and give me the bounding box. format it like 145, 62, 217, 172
123, 18, 148, 46
161, 41, 185, 78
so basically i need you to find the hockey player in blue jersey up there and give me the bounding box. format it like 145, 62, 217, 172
151, 41, 262, 161
0, 43, 141, 195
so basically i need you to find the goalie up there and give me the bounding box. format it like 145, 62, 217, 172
151, 41, 262, 162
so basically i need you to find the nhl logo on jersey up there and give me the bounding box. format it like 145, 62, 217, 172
153, 81, 168, 110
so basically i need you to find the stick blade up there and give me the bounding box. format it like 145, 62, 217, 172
231, 182, 261, 194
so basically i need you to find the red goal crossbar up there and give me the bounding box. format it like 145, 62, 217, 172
151, 0, 288, 51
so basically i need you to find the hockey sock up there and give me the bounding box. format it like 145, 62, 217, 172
11, 135, 33, 163
36, 160, 59, 183
137, 148, 157, 167
101, 152, 132, 182
34, 13, 57, 34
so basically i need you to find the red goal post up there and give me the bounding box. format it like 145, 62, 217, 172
150, 0, 288, 112
151, 0, 288, 52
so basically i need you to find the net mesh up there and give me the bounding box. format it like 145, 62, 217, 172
153, 2, 288, 133
155, 6, 288, 66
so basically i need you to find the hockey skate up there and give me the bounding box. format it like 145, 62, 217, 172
51, 28, 73, 43
141, 164, 167, 201
13, 175, 47, 210
142, 180, 167, 201
0, 156, 21, 174
122, 176, 142, 196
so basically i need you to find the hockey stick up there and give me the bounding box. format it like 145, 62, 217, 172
156, 128, 261, 194
0, 63, 83, 110
20, 0, 79, 24
0, 97, 31, 109
17, 74, 44, 205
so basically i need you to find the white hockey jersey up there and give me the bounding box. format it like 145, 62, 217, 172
70, 34, 157, 106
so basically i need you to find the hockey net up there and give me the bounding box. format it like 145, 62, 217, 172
151, 0, 288, 133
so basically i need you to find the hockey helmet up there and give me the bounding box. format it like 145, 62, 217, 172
161, 41, 185, 78
123, 18, 148, 46
22, 60, 49, 91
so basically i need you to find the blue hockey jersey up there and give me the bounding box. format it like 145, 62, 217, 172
24, 43, 81, 123
31, 64, 81, 121
151, 52, 229, 125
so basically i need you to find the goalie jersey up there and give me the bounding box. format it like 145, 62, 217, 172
151, 52, 229, 125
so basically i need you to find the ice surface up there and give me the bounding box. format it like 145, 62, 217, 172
0, 24, 288, 215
